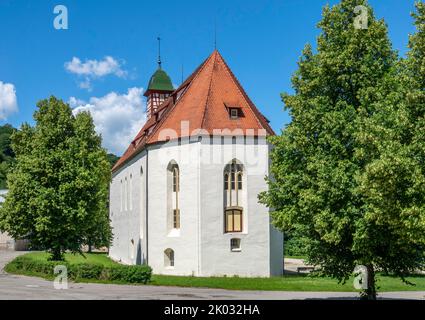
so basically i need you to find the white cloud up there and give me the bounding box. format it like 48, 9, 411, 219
71, 87, 146, 155
65, 56, 126, 78
78, 79, 93, 91
0, 81, 18, 120
65, 56, 127, 90
68, 97, 86, 108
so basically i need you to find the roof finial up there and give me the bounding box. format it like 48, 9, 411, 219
157, 36, 162, 69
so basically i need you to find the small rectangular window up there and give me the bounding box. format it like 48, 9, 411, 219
230, 108, 239, 119
230, 238, 241, 252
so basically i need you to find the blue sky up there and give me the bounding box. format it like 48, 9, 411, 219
0, 0, 418, 155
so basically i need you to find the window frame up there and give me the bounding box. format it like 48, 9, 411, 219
224, 207, 243, 233
237, 173, 242, 190
172, 166, 179, 193
168, 162, 181, 233
230, 108, 239, 119
164, 249, 175, 268
230, 238, 241, 252
173, 209, 180, 229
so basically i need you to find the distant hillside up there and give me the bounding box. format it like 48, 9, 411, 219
0, 124, 16, 189
107, 153, 119, 168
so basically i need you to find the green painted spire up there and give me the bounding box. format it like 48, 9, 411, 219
146, 68, 174, 92
145, 36, 174, 93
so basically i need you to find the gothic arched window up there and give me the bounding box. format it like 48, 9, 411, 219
167, 161, 180, 231
129, 174, 133, 210
223, 159, 244, 233
120, 179, 123, 212
124, 177, 128, 211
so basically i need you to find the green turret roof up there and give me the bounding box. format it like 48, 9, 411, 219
146, 68, 174, 93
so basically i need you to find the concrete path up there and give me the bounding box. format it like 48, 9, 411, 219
284, 258, 315, 274
1, 250, 424, 300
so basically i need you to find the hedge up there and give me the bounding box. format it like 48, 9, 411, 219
7, 255, 152, 284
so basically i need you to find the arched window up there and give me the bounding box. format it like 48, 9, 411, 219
224, 173, 229, 190
172, 165, 180, 229
164, 248, 175, 267
223, 160, 244, 233
130, 239, 135, 260
120, 179, 123, 212
231, 171, 235, 190
173, 166, 179, 193
129, 174, 133, 210
237, 173, 242, 190
140, 166, 144, 239
124, 177, 128, 211
224, 160, 243, 202
167, 161, 180, 231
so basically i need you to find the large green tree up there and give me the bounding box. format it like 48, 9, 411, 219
260, 0, 425, 299
0, 96, 112, 260
0, 124, 16, 189
356, 0, 425, 286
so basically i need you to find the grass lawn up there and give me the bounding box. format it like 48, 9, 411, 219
151, 274, 425, 292
6, 252, 425, 292
15, 251, 118, 266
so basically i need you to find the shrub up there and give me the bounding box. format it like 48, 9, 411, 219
69, 263, 104, 280
284, 233, 308, 257
103, 265, 152, 284
10, 256, 61, 275
6, 254, 152, 284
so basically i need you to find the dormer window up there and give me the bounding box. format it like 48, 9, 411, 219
230, 108, 239, 119
224, 103, 243, 120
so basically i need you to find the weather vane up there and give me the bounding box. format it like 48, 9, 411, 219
157, 36, 162, 68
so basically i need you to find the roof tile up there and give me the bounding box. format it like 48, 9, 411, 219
112, 50, 274, 172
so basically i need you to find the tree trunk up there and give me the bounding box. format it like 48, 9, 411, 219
50, 247, 63, 261
365, 264, 377, 300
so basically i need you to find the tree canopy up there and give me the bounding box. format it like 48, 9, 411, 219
260, 0, 425, 299
0, 124, 16, 189
0, 96, 112, 260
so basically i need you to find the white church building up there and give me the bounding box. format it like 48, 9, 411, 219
109, 50, 283, 277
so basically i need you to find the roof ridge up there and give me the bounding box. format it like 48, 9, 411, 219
113, 50, 274, 173
216, 51, 275, 135
113, 53, 215, 172
200, 51, 218, 130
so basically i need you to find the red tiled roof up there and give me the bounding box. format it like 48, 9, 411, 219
112, 50, 274, 172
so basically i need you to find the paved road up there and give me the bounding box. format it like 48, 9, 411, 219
1, 250, 424, 300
